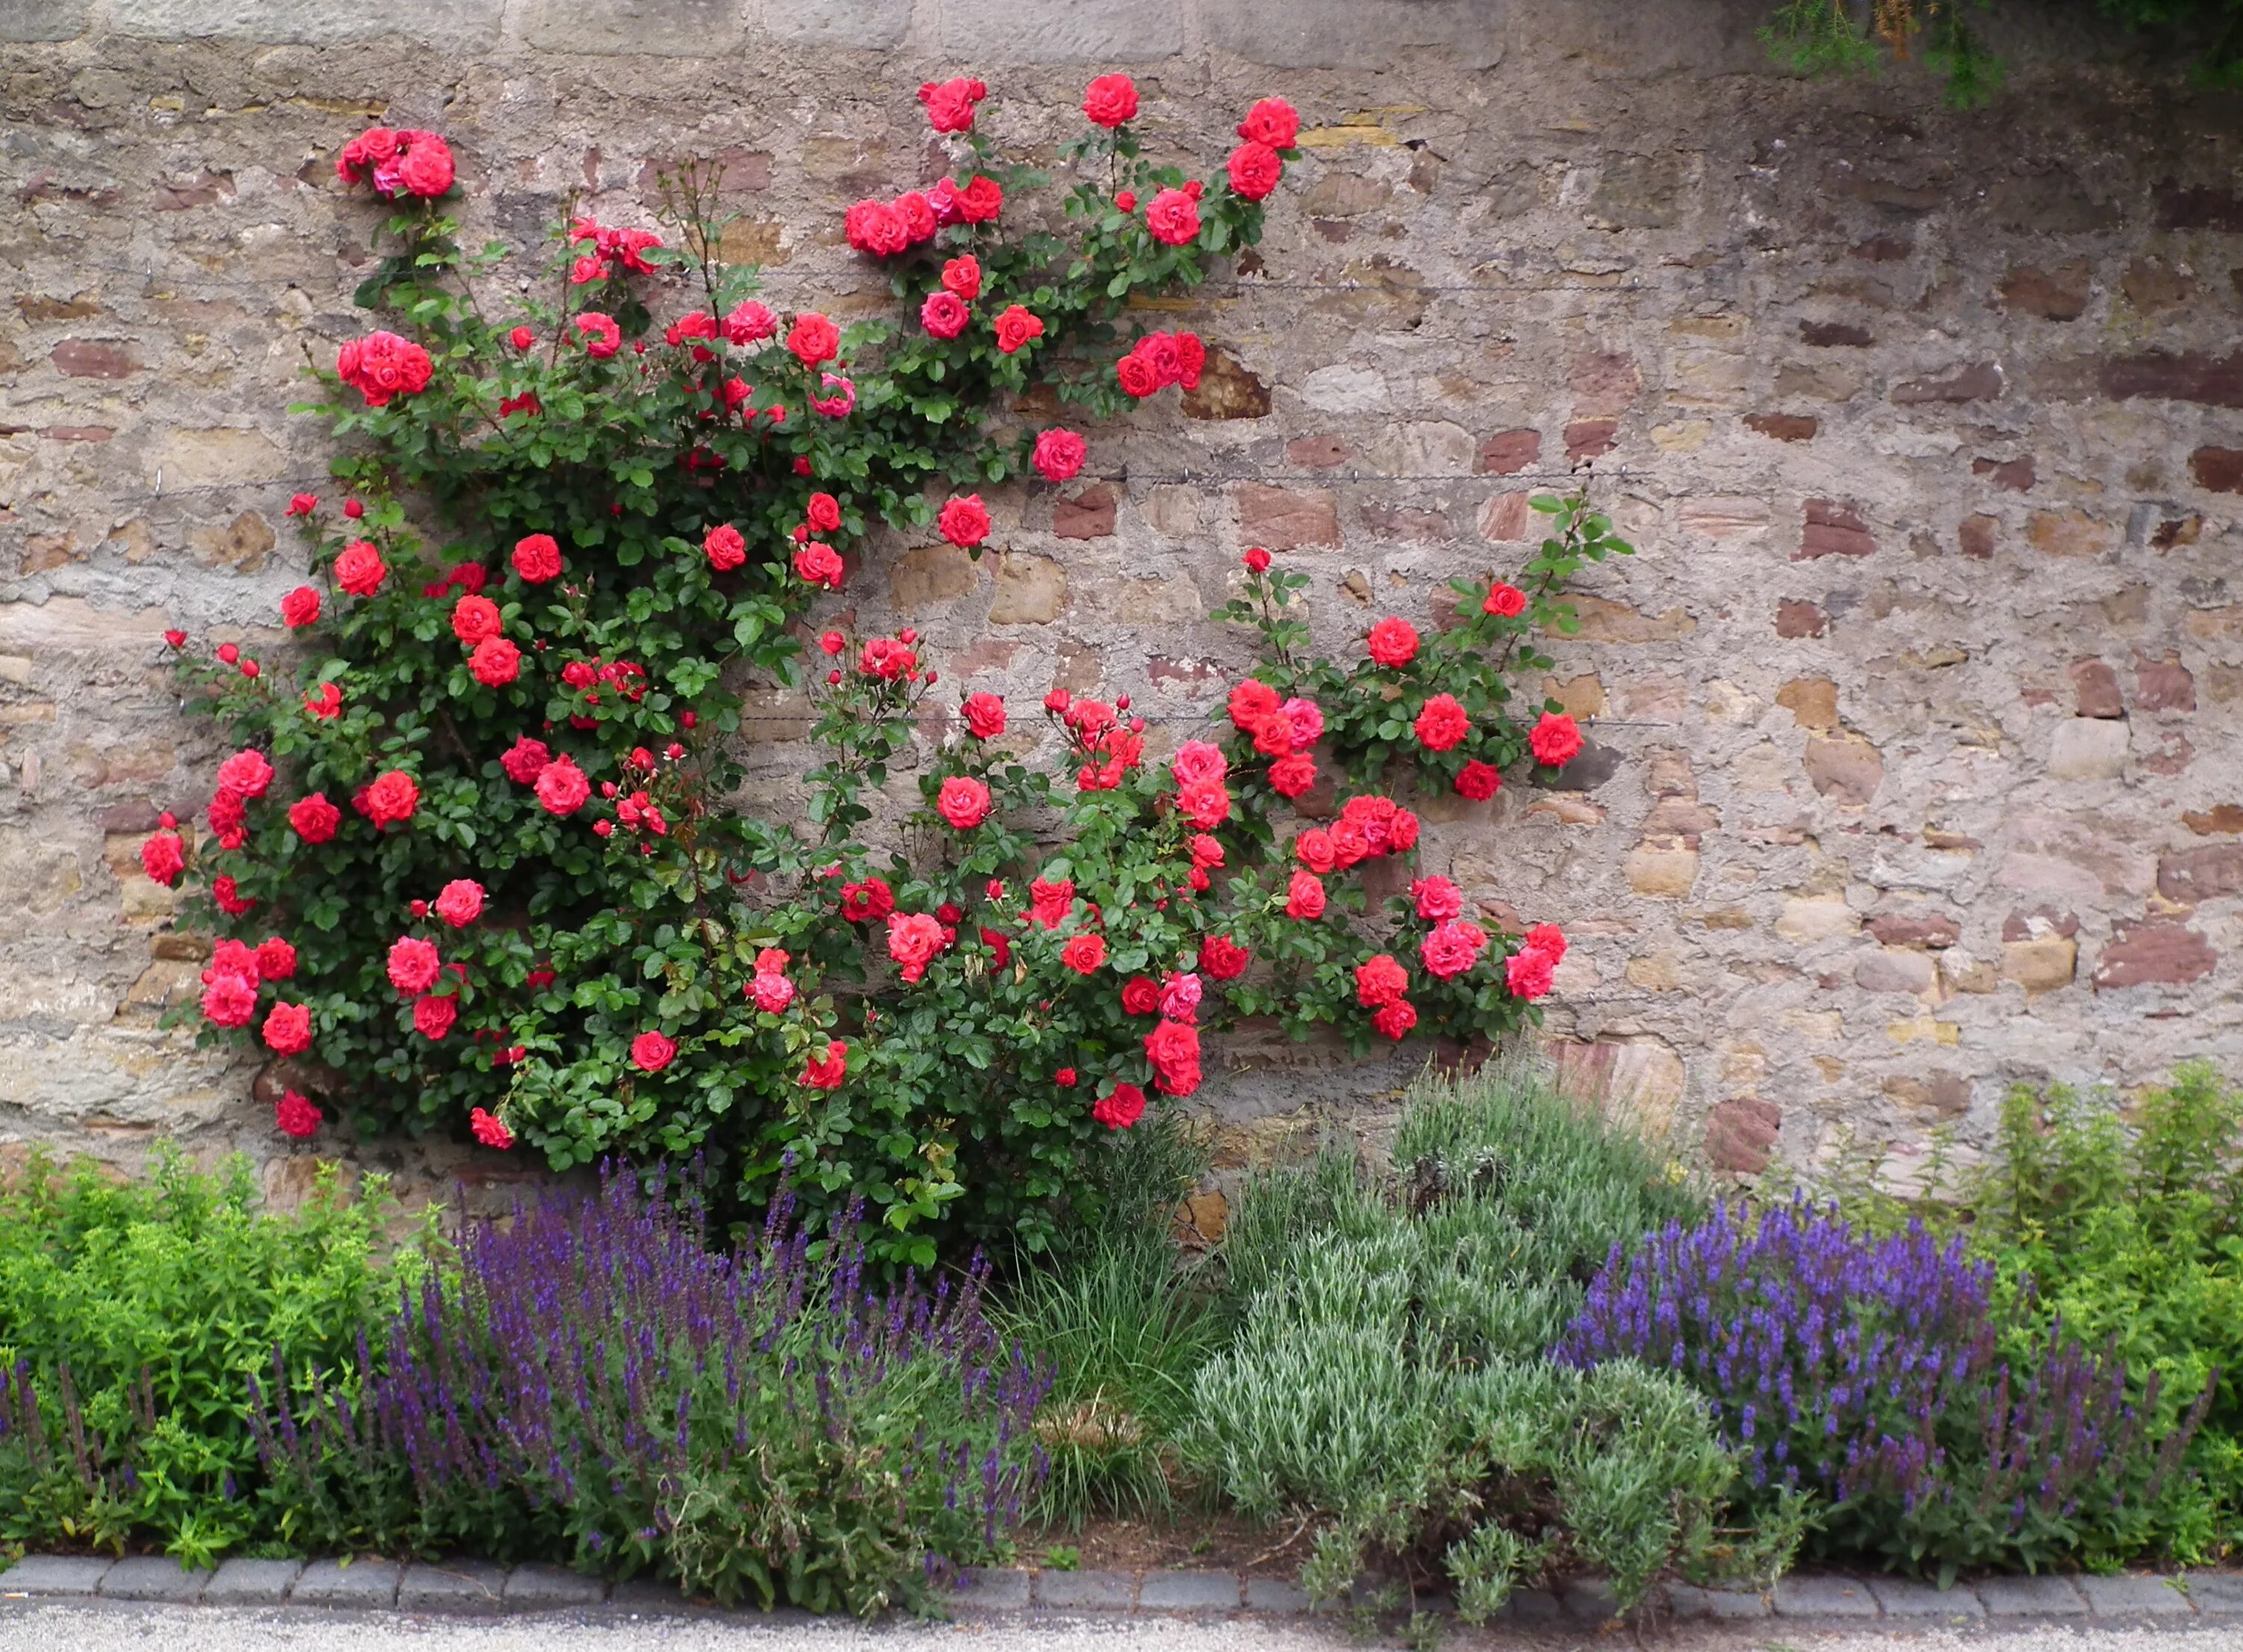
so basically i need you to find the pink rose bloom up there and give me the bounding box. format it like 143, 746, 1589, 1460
434, 878, 484, 928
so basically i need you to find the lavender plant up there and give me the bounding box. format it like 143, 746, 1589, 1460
252, 1171, 1048, 1614
1555, 1198, 2213, 1582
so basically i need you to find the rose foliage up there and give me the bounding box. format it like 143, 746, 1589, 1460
150, 79, 1619, 1266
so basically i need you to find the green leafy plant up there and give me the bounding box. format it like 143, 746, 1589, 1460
0, 1150, 412, 1562
1187, 1059, 1788, 1612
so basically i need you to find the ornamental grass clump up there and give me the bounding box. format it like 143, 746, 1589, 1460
1556, 1197, 2214, 1581
251, 1171, 1047, 1615
1186, 1061, 1792, 1617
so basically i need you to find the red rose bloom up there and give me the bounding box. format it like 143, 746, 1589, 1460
1143, 1018, 1202, 1097
1092, 1082, 1146, 1130
393, 132, 454, 197
509, 326, 535, 351
335, 330, 432, 407
1371, 999, 1418, 1040
961, 691, 1006, 739
919, 290, 970, 339
286, 493, 319, 517
212, 875, 256, 916
1453, 759, 1501, 801
787, 312, 840, 366
1530, 712, 1584, 767
1421, 919, 1489, 981
1177, 778, 1231, 830
1243, 546, 1272, 573
535, 755, 590, 816
938, 494, 991, 548
941, 255, 982, 300
1029, 877, 1074, 928
280, 586, 321, 628
512, 533, 562, 582
1227, 676, 1282, 730
793, 543, 845, 589
500, 737, 552, 785
452, 594, 502, 646
1367, 616, 1421, 668
1121, 976, 1160, 1016
256, 937, 297, 979
841, 877, 896, 922
1237, 96, 1302, 149
955, 175, 1003, 223
1285, 869, 1326, 920
289, 793, 341, 844
937, 775, 991, 830
704, 524, 746, 571
434, 878, 484, 928
917, 75, 987, 133
1415, 691, 1471, 753
1053, 1067, 1077, 1087
1524, 922, 1569, 964
806, 493, 842, 534
304, 682, 343, 721
887, 912, 947, 982
1145, 188, 1201, 246
1225, 141, 1283, 200
1355, 953, 1409, 1008
1116, 349, 1162, 398
1023, 429, 1087, 487
275, 1089, 322, 1138
218, 748, 274, 798
1082, 73, 1139, 126
993, 304, 1044, 354
411, 993, 458, 1041
335, 539, 387, 597
470, 637, 520, 685
1294, 830, 1338, 874
1170, 741, 1228, 786
1269, 753, 1317, 798
470, 1107, 514, 1149
1507, 948, 1557, 1001
895, 191, 937, 242
387, 937, 441, 996
1061, 934, 1108, 974
801, 1039, 849, 1090
724, 300, 777, 343
1412, 875, 1463, 922
630, 1030, 677, 1072
844, 198, 910, 256
200, 968, 259, 1028
1483, 581, 1527, 617
262, 1000, 313, 1056
1200, 934, 1250, 981
571, 312, 622, 358
141, 828, 186, 885
364, 769, 419, 828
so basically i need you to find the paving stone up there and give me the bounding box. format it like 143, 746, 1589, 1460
1561, 1578, 1620, 1621
292, 1558, 402, 1609
107, 0, 501, 46
99, 1556, 212, 1603
1667, 1583, 1771, 1621
2185, 1573, 2243, 1616
0, 0, 88, 41
2079, 1573, 2193, 1618
1871, 1577, 1984, 1618
1138, 1571, 1242, 1611
1978, 1574, 2088, 1617
1773, 1574, 1880, 1618
1243, 1576, 1311, 1612
938, 0, 1182, 63
607, 1578, 695, 1615
760, 0, 910, 46
953, 1568, 1033, 1611
520, 0, 745, 56
399, 1560, 509, 1614
203, 1559, 304, 1607
1035, 1568, 1136, 1609
0, 1556, 114, 1596
1200, 0, 1505, 70
504, 1563, 606, 1610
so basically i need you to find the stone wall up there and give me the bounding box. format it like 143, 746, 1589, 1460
5, 0, 2243, 1205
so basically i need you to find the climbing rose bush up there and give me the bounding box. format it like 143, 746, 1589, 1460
147, 77, 1610, 1264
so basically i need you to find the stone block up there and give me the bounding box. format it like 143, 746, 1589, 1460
1892, 362, 2003, 404
99, 1556, 211, 1603
1856, 950, 1935, 994
988, 555, 1068, 624
203, 1559, 304, 1607
2002, 937, 2077, 992
1798, 499, 1875, 559
292, 1558, 401, 1609
1978, 1575, 2087, 1617
111, 0, 501, 44
2191, 446, 2243, 493
2029, 508, 2116, 558
1035, 1568, 1136, 1609
1478, 429, 1541, 475
2185, 1572, 2243, 1615
1667, 1583, 1770, 1620
1235, 485, 1339, 550
1705, 1097, 1780, 1174
954, 1568, 1033, 1611
1625, 845, 1698, 898
1243, 1576, 1312, 1612
760, 0, 910, 46
1776, 896, 1859, 943
2049, 718, 2128, 781
0, 1556, 113, 1595
1870, 1578, 1983, 1618
1805, 734, 1883, 805
523, 0, 745, 55
1562, 1578, 1620, 1621
504, 1563, 606, 1609
1773, 1575, 1879, 1617
608, 1579, 690, 1614
400, 1560, 509, 1613
1202, 0, 1504, 68
890, 543, 977, 611
1999, 261, 2090, 320
1138, 1571, 1243, 1610
0, 0, 87, 38
2078, 1574, 2191, 1618
943, 0, 1183, 62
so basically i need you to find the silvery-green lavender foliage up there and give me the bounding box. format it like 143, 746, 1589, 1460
251, 1170, 1047, 1615
1189, 1061, 1788, 1615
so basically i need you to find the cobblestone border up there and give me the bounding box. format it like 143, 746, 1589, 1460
3, 1555, 2240, 1624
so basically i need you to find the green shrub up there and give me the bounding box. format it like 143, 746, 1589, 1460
0, 1150, 409, 1565
1187, 1058, 1794, 1612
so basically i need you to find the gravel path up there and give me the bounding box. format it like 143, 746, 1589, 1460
3, 1604, 2243, 1652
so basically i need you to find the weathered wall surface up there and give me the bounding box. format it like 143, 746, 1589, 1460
5, 0, 2243, 1203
